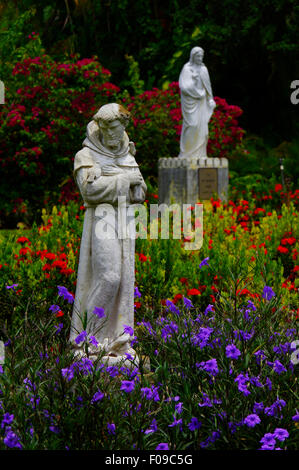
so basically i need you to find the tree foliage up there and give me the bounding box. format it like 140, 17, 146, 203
1, 0, 298, 140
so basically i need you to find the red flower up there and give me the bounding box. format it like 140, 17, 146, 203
45, 253, 56, 261
56, 310, 64, 318
179, 277, 188, 285
17, 236, 30, 244
281, 237, 296, 246
19, 247, 30, 256
138, 253, 147, 262
253, 208, 266, 215
277, 246, 289, 254
187, 288, 201, 296
237, 288, 251, 296
42, 263, 52, 271
173, 293, 183, 303
275, 184, 283, 192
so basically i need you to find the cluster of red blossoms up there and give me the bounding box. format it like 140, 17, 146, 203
15, 236, 74, 278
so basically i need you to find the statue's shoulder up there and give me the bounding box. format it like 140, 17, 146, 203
74, 146, 94, 173
180, 62, 191, 75
200, 64, 210, 78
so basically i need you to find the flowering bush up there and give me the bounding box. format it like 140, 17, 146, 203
0, 49, 120, 227
0, 187, 298, 449
0, 44, 246, 227
0, 255, 298, 450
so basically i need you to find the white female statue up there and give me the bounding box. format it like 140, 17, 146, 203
70, 103, 147, 363
179, 47, 216, 159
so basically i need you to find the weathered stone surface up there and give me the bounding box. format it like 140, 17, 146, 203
0, 340, 4, 365
158, 157, 229, 205
70, 103, 147, 367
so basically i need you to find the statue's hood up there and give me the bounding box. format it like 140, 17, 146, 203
82, 120, 137, 166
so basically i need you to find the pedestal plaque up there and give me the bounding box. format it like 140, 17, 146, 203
199, 168, 218, 200
158, 157, 228, 206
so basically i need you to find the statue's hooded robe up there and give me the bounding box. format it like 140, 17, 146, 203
179, 52, 215, 159
69, 120, 146, 356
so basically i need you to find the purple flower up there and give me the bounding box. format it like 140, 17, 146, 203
183, 297, 193, 309
192, 326, 213, 348
260, 443, 275, 450
198, 393, 213, 408
161, 321, 179, 342
24, 378, 36, 392
260, 433, 276, 448
91, 390, 104, 403
188, 417, 201, 431
107, 423, 116, 435
61, 367, 74, 381
199, 257, 209, 268
156, 443, 169, 450
141, 385, 160, 402
106, 366, 119, 378
253, 402, 264, 414
244, 413, 261, 428
254, 349, 266, 365
1, 413, 14, 429
204, 358, 219, 376
49, 304, 60, 313
93, 306, 105, 318
54, 323, 63, 334
265, 377, 272, 390
120, 380, 135, 393
273, 428, 289, 441
5, 284, 18, 291
204, 304, 214, 315
134, 287, 141, 298
175, 402, 183, 414
49, 425, 60, 434
292, 413, 299, 422
165, 299, 180, 315
234, 373, 250, 396
168, 415, 182, 429
75, 330, 87, 345
57, 285, 74, 304
247, 300, 256, 311
226, 344, 241, 360
125, 352, 134, 361
144, 418, 158, 435
272, 360, 287, 375
3, 429, 22, 449
123, 325, 134, 336
89, 336, 98, 347
262, 285, 275, 301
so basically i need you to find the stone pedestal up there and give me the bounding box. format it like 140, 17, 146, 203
158, 157, 228, 205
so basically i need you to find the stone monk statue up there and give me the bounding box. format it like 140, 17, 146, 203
178, 46, 216, 159
70, 103, 147, 364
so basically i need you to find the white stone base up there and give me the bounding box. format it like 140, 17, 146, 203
72, 347, 150, 371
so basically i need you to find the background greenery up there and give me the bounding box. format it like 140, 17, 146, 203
0, 1, 298, 226
0, 2, 298, 451
1, 0, 298, 141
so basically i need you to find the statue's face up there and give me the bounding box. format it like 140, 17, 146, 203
193, 50, 203, 65
98, 118, 125, 150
